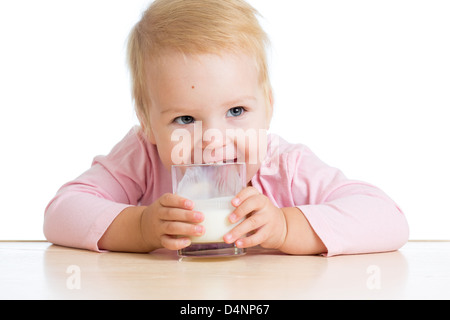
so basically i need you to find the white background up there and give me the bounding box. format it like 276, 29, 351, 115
1, 0, 449, 240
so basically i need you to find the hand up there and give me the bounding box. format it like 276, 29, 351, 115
224, 187, 287, 250
140, 193, 204, 251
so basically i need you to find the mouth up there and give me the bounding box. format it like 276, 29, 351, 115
203, 158, 237, 165
204, 158, 239, 165
225, 158, 238, 164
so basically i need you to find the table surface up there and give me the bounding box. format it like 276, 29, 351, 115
1, 241, 449, 300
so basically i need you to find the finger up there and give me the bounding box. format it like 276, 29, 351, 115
161, 221, 204, 237
229, 194, 267, 223
160, 235, 191, 251
159, 193, 194, 210
224, 212, 266, 244
161, 207, 204, 223
231, 186, 260, 207
235, 228, 268, 249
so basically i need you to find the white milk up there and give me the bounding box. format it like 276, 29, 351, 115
191, 196, 241, 243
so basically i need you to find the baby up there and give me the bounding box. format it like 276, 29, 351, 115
44, 0, 409, 256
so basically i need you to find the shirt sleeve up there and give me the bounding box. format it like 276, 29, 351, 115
43, 127, 150, 252
290, 146, 409, 257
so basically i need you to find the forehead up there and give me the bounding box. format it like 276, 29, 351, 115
146, 52, 261, 107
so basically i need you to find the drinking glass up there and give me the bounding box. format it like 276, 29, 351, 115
172, 162, 246, 258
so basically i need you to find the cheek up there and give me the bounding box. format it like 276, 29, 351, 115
165, 129, 196, 165
232, 129, 268, 180
242, 130, 268, 160
155, 143, 176, 172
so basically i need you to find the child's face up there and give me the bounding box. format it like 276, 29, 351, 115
145, 52, 272, 183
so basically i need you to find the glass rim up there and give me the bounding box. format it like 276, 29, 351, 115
171, 162, 246, 168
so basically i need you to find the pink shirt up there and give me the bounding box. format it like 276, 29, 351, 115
44, 126, 409, 256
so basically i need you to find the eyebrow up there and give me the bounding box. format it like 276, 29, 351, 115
221, 96, 257, 108
160, 106, 199, 116
160, 96, 257, 115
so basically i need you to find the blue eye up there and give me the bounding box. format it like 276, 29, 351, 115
227, 107, 245, 117
174, 116, 195, 125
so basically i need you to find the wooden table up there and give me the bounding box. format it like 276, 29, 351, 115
1, 241, 449, 300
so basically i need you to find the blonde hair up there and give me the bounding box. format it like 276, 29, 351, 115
127, 0, 271, 134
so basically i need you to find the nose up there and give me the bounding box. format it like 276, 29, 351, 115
194, 121, 235, 163
202, 125, 226, 163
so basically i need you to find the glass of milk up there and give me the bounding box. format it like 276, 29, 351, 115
172, 162, 246, 258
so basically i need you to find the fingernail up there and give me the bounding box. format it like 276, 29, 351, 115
236, 240, 244, 248
229, 213, 237, 223
232, 198, 240, 206
185, 200, 194, 209
224, 234, 233, 243
195, 225, 203, 234
194, 212, 203, 221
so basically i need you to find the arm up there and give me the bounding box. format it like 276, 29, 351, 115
97, 206, 150, 253
298, 183, 410, 256
44, 127, 151, 252
98, 194, 204, 253
289, 145, 409, 257
279, 207, 327, 255
43, 166, 135, 252
234, 137, 409, 256
44, 127, 213, 253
